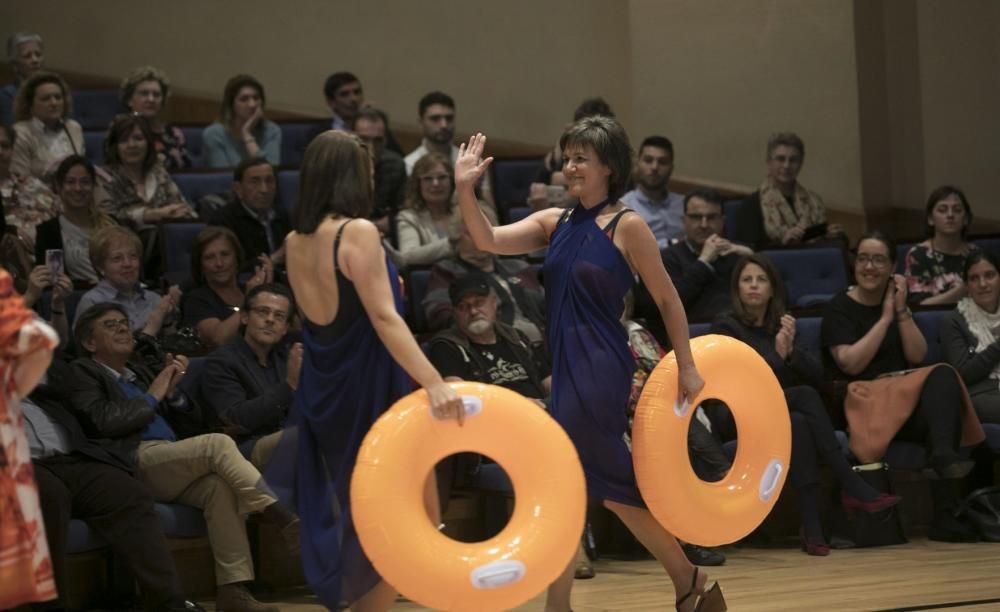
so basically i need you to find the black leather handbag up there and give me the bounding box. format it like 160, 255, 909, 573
957, 486, 1000, 542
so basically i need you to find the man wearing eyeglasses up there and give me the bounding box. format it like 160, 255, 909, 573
200, 283, 301, 469
635, 187, 753, 347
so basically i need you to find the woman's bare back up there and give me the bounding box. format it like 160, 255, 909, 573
286, 217, 350, 326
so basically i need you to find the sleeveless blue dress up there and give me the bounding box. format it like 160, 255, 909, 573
543, 199, 645, 506
264, 221, 411, 609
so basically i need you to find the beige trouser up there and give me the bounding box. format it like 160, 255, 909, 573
248, 431, 283, 470
137, 434, 276, 585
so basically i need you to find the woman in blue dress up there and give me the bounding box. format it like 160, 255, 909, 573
456, 119, 725, 612
278, 130, 464, 611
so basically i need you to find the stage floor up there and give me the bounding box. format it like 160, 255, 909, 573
213, 538, 1000, 611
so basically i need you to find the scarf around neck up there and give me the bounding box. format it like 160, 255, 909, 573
957, 296, 1000, 388
758, 177, 826, 243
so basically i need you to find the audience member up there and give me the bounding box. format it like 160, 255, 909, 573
352, 108, 406, 235
26, 360, 205, 611
206, 158, 290, 267
74, 225, 179, 337
200, 283, 301, 468
535, 97, 615, 186
321, 72, 402, 154
11, 71, 84, 179
403, 91, 492, 204
68, 302, 297, 612
635, 187, 751, 345
904, 185, 980, 306
821, 231, 984, 542
1, 32, 44, 125
621, 135, 684, 247
202, 74, 281, 167
711, 254, 901, 555
35, 155, 116, 283
424, 216, 543, 341
733, 132, 842, 250
120, 66, 191, 170
391, 152, 460, 269
182, 226, 272, 348
941, 250, 1000, 424
1, 122, 58, 251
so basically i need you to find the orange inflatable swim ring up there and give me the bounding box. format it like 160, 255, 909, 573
633, 334, 791, 547
351, 381, 586, 611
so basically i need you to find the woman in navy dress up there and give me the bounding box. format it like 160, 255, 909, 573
456, 119, 724, 612
275, 130, 464, 611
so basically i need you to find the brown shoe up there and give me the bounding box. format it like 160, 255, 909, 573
215, 583, 279, 612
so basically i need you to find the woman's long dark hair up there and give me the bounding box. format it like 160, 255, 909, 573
291, 130, 373, 234
730, 253, 787, 334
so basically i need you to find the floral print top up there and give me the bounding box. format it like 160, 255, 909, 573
904, 242, 981, 304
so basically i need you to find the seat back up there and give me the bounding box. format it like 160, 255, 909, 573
974, 236, 1000, 261
406, 269, 432, 333
490, 157, 544, 220
71, 89, 121, 130
761, 247, 848, 307
159, 222, 207, 286
172, 172, 233, 206
913, 308, 948, 366
895, 242, 914, 274
689, 322, 712, 338
178, 126, 205, 168
279, 121, 325, 167
795, 316, 823, 358
723, 199, 742, 240
83, 130, 105, 165
277, 169, 300, 216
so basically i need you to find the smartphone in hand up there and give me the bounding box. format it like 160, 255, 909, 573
45, 249, 64, 284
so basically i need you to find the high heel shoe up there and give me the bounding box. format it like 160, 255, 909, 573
676, 567, 727, 612
799, 528, 831, 556
841, 492, 902, 517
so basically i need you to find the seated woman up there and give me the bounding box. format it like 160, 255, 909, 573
822, 230, 985, 542
711, 253, 901, 555
941, 250, 1000, 424
182, 226, 272, 348
11, 71, 84, 180
120, 65, 190, 170
95, 114, 194, 275
733, 132, 843, 250
904, 185, 980, 306
391, 152, 461, 269
35, 155, 116, 284
202, 74, 281, 168
1, 123, 58, 252
73, 225, 179, 339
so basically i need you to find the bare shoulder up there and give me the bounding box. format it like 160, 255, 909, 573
617, 208, 654, 237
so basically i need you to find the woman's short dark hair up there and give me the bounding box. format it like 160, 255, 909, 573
573, 97, 615, 122
191, 226, 244, 286
292, 130, 373, 234
854, 229, 898, 265
243, 282, 295, 313
559, 115, 633, 201
730, 253, 787, 334
14, 70, 72, 122
53, 154, 95, 189
963, 249, 1000, 281
924, 185, 973, 239
104, 113, 158, 174
74, 302, 128, 355
404, 152, 454, 212
221, 74, 265, 124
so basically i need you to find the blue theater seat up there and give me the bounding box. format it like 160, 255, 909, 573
172, 172, 232, 206
279, 122, 325, 167
795, 316, 823, 356
160, 222, 207, 286
974, 237, 1000, 260
491, 157, 544, 222
762, 247, 848, 307
507, 206, 532, 224
406, 269, 432, 333
723, 199, 742, 241
71, 89, 121, 130
912, 308, 948, 366
277, 169, 299, 215
83, 130, 105, 165
179, 126, 205, 168
896, 242, 915, 274
689, 322, 712, 338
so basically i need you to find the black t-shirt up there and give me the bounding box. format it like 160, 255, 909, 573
429, 336, 545, 400
821, 290, 907, 381
182, 284, 239, 328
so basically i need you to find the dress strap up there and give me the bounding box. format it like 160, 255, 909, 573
333, 218, 356, 273
557, 208, 573, 227
602, 208, 633, 240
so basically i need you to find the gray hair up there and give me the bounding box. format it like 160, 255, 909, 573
7, 32, 43, 61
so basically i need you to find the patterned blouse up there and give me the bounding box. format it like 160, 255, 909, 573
153, 124, 191, 171
95, 163, 191, 228
0, 173, 59, 245
904, 242, 981, 304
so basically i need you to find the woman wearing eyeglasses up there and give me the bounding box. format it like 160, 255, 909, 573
390, 152, 461, 269
903, 186, 980, 306
120, 66, 191, 170
821, 230, 985, 542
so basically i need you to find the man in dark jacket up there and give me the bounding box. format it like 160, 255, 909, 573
26, 358, 203, 611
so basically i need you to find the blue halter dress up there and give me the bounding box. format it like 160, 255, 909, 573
543, 199, 645, 506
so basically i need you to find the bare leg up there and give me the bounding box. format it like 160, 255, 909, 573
544, 554, 576, 612
604, 500, 707, 610
352, 580, 397, 612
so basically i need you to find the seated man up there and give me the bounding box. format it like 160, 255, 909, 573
67, 303, 298, 612
621, 135, 684, 248
200, 283, 301, 468
206, 158, 290, 269
26, 359, 204, 611
423, 218, 545, 342
322, 70, 402, 154
635, 187, 752, 346
352, 107, 406, 237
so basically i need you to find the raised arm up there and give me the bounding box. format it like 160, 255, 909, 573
454, 133, 561, 256
342, 220, 464, 422
619, 213, 705, 405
